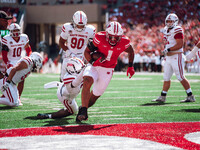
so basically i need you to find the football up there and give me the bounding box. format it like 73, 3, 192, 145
92, 51, 105, 61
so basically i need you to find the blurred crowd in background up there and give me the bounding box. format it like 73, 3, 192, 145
0, 0, 200, 73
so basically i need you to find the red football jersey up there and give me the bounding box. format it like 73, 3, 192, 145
93, 31, 130, 68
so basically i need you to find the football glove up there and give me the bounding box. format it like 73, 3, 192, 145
1, 81, 10, 91
162, 48, 170, 55
126, 67, 135, 79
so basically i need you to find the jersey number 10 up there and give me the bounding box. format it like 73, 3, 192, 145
13, 47, 22, 57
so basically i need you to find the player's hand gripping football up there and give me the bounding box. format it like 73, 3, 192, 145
1, 81, 10, 92
127, 67, 135, 79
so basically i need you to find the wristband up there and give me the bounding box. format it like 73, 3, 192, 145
167, 48, 170, 52
89, 58, 95, 64
128, 62, 133, 67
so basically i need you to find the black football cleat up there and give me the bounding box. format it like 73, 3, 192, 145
37, 113, 49, 119
76, 107, 88, 122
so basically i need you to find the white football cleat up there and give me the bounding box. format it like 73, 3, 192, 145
152, 96, 166, 102
180, 95, 195, 103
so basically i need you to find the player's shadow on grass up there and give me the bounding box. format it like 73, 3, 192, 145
24, 115, 73, 126
53, 124, 115, 133
141, 102, 173, 106
0, 106, 16, 110
176, 108, 200, 113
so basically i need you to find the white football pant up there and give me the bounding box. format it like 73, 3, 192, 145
0, 77, 19, 107
57, 83, 78, 114
164, 53, 185, 81
83, 65, 113, 96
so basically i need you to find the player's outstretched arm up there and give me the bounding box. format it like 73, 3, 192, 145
7, 61, 28, 82
125, 45, 135, 79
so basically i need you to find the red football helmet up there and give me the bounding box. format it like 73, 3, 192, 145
106, 21, 123, 46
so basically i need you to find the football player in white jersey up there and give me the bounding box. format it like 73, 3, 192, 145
37, 57, 85, 119
1, 23, 32, 105
0, 52, 43, 107
186, 41, 200, 61
59, 10, 96, 81
152, 13, 195, 103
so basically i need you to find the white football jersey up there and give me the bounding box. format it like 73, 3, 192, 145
163, 25, 184, 53
60, 23, 96, 60
6, 57, 33, 84
1, 34, 29, 62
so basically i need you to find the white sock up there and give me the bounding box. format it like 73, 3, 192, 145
48, 114, 52, 118
162, 91, 167, 94
186, 88, 192, 93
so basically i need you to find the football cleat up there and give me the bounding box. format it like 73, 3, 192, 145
37, 113, 49, 119
76, 106, 88, 122
152, 96, 166, 102
180, 95, 195, 103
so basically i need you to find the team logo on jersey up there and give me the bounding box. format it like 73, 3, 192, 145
68, 30, 72, 34
10, 41, 13, 44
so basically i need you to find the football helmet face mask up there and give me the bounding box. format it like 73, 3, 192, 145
165, 13, 179, 29
106, 21, 123, 46
30, 52, 43, 70
72, 11, 87, 32
66, 57, 85, 75
9, 23, 21, 37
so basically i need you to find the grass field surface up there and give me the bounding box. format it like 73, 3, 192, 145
0, 72, 199, 129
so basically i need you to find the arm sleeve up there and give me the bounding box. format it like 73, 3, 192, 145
174, 33, 183, 39
25, 45, 32, 56
2, 50, 8, 64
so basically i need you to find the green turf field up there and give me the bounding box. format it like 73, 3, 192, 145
0, 72, 199, 129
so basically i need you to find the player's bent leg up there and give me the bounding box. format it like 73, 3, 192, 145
37, 108, 72, 119
88, 91, 100, 107
17, 80, 24, 106
1, 85, 20, 107
81, 76, 94, 108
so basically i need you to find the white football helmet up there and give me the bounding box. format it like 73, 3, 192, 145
106, 21, 124, 46
9, 23, 21, 37
30, 52, 43, 70
66, 57, 85, 75
72, 11, 87, 32
165, 13, 179, 28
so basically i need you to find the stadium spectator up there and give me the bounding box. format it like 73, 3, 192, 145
152, 13, 195, 103
0, 52, 43, 107
37, 57, 85, 119
59, 10, 96, 81
1, 23, 32, 105
76, 21, 135, 122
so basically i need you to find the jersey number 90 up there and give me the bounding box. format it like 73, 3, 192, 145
71, 38, 84, 49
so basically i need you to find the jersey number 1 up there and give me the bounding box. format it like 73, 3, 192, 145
13, 47, 22, 57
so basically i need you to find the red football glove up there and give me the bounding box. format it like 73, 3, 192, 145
126, 67, 135, 79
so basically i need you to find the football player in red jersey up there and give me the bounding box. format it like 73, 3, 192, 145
76, 21, 135, 122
